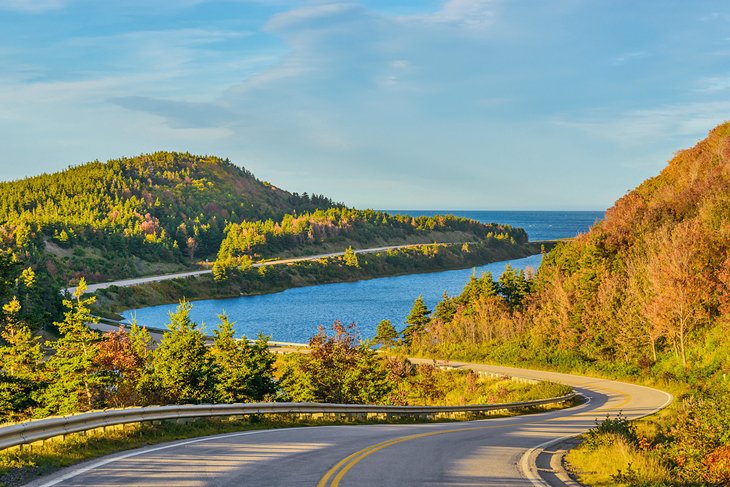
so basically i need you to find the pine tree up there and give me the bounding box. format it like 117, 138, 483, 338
210, 315, 276, 403
374, 319, 399, 347
243, 333, 277, 401
0, 297, 45, 420
498, 265, 530, 309
151, 300, 215, 404
41, 279, 105, 415
403, 295, 430, 345
343, 246, 360, 268
433, 291, 458, 322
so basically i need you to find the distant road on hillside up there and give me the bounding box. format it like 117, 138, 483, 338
66, 242, 473, 294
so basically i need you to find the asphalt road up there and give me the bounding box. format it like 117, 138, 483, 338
27, 362, 671, 487
67, 243, 466, 294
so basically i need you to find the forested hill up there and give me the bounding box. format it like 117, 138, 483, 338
413, 121, 730, 371
407, 121, 730, 484
529, 121, 730, 368
0, 152, 338, 281
0, 151, 535, 329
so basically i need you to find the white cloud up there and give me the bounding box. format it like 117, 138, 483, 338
552, 102, 730, 147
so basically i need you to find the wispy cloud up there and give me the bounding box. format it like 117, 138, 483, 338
265, 3, 360, 31
552, 102, 730, 146
695, 74, 730, 92
401, 0, 496, 32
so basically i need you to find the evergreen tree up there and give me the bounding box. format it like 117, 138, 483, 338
433, 291, 458, 323
458, 272, 498, 305
403, 295, 431, 345
374, 319, 399, 347
210, 315, 276, 403
343, 246, 360, 268
41, 279, 105, 415
151, 300, 215, 404
0, 250, 18, 308
498, 265, 530, 309
0, 297, 45, 420
243, 333, 277, 401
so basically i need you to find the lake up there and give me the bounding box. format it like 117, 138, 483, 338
122, 210, 603, 342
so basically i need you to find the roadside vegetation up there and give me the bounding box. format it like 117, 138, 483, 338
389, 123, 730, 485
0, 278, 570, 421
0, 286, 570, 486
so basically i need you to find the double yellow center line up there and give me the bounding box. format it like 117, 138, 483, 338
316, 425, 497, 487
317, 387, 632, 486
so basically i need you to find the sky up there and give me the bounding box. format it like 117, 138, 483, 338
1, 1, 729, 210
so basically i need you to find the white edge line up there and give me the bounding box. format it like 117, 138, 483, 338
32, 380, 674, 487
518, 386, 673, 486
520, 434, 578, 487
32, 426, 314, 487
31, 396, 586, 487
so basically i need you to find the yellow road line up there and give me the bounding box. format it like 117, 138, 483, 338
593, 385, 632, 411
319, 387, 635, 486
318, 425, 497, 487
561, 386, 632, 418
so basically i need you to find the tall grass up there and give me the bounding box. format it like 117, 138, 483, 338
566, 415, 672, 487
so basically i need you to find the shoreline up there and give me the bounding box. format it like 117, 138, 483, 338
102, 243, 551, 338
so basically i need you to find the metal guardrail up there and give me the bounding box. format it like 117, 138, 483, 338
0, 394, 576, 451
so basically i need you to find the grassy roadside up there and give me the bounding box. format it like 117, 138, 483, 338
402, 351, 694, 487
563, 411, 676, 487
1, 388, 576, 487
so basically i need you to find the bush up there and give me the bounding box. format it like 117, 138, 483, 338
703, 445, 730, 485
583, 412, 638, 451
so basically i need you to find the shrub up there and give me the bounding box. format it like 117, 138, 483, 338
703, 445, 730, 485
583, 412, 638, 451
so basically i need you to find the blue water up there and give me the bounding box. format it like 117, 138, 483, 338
122, 211, 603, 342
389, 210, 604, 242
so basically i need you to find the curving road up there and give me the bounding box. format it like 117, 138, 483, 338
27, 361, 670, 487
67, 243, 472, 295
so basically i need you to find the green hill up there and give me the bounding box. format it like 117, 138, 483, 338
529, 122, 730, 369
0, 151, 337, 283
409, 121, 730, 484
0, 151, 538, 329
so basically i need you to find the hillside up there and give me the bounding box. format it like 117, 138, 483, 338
529, 122, 730, 368
407, 121, 730, 485
214, 208, 526, 272
0, 151, 338, 283
0, 151, 540, 330
523, 122, 730, 486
